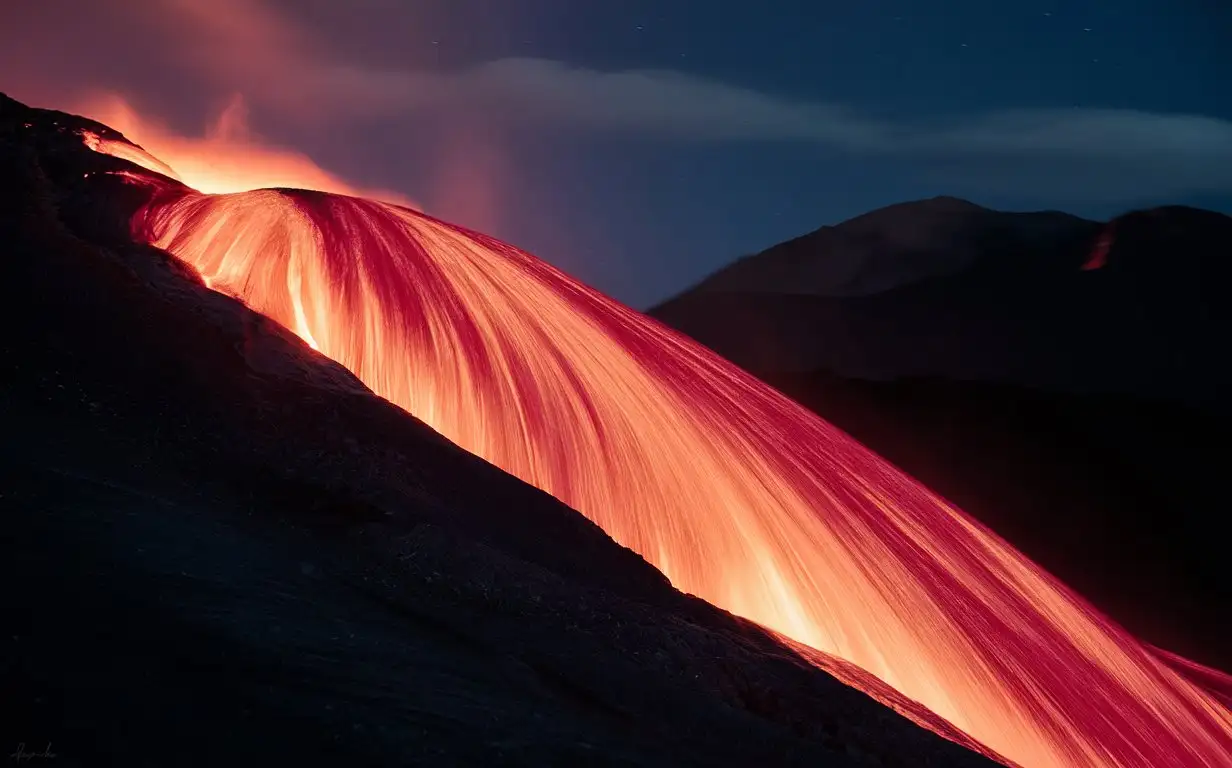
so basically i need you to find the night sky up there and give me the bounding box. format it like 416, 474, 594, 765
2, 0, 1230, 306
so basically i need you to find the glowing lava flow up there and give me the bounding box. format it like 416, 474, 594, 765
96, 139, 1231, 768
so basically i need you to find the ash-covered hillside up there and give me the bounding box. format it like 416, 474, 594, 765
0, 94, 1001, 767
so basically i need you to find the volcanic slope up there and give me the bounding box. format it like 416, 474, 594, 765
7, 92, 1232, 768
1, 92, 1000, 768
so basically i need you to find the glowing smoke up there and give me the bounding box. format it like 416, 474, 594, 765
74, 91, 417, 206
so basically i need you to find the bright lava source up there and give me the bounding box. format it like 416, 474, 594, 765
89, 131, 1232, 768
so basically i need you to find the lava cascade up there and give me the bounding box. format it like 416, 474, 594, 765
92, 138, 1231, 768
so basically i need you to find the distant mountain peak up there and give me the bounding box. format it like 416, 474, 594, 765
689, 197, 1093, 299
848, 195, 987, 220
650, 196, 1227, 406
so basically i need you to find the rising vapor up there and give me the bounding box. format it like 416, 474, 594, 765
75, 91, 417, 206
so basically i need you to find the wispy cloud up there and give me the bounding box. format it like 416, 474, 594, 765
359, 60, 1232, 199
143, 0, 1230, 202
5, 0, 1231, 203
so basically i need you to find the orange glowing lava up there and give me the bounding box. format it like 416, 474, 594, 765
87, 129, 1232, 768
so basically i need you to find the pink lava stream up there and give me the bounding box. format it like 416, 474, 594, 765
96, 139, 1232, 767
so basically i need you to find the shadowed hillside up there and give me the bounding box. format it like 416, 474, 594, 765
0, 93, 999, 768
653, 199, 1228, 407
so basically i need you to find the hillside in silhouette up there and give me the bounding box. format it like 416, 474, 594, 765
650, 200, 1229, 670
653, 197, 1227, 406
0, 93, 1004, 767
689, 196, 1096, 299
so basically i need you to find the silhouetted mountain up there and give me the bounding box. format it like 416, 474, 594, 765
0, 94, 1000, 767
649, 199, 1229, 669
692, 196, 1095, 298
652, 198, 1229, 406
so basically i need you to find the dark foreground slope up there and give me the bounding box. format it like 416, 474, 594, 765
650, 201, 1229, 670
0, 96, 998, 767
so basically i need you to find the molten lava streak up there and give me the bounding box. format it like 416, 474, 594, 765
94, 138, 1232, 768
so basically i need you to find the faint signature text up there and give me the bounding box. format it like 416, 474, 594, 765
9, 744, 56, 762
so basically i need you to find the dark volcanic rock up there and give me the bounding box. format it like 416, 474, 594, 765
0, 94, 998, 767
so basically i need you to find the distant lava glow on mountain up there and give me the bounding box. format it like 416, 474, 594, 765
1083, 223, 1115, 271
86, 121, 1231, 768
